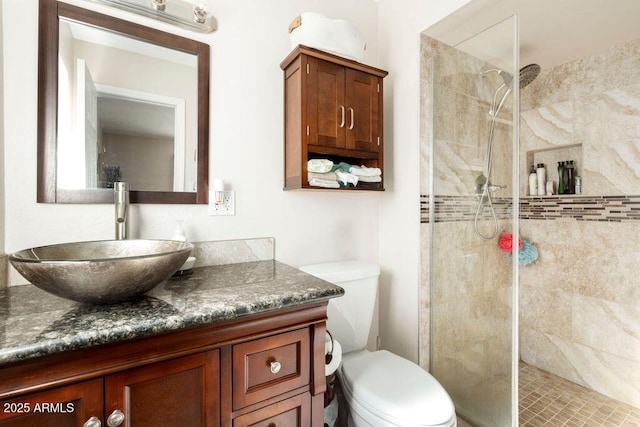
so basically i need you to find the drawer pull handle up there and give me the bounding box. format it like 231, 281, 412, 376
83, 416, 101, 427
107, 409, 125, 427
270, 360, 282, 374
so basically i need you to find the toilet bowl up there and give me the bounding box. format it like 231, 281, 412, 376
299, 261, 456, 427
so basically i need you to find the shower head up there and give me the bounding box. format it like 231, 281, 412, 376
483, 64, 540, 89
519, 64, 540, 89
482, 68, 513, 86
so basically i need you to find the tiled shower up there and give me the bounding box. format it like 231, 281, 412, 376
518, 37, 640, 409
419, 13, 640, 427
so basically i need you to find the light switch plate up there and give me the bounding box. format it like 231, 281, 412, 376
208, 190, 235, 216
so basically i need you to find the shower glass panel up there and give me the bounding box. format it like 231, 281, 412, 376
429, 16, 519, 427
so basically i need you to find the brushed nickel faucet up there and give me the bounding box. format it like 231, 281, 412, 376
114, 182, 129, 240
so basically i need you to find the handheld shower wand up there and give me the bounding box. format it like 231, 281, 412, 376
474, 64, 540, 240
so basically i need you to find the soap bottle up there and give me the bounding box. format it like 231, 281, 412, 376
566, 160, 575, 194
575, 176, 582, 194
536, 163, 546, 196
172, 220, 188, 242
528, 166, 538, 196
557, 162, 565, 194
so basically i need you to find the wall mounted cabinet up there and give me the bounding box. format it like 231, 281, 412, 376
281, 45, 388, 190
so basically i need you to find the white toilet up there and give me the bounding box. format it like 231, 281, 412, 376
300, 261, 457, 427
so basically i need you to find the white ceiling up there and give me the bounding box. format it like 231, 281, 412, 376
423, 0, 640, 71
98, 97, 175, 138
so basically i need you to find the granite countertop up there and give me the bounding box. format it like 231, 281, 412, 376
0, 260, 344, 366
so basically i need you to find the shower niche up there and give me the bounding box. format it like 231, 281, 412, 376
524, 144, 583, 196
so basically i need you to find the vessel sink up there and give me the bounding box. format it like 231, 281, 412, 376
9, 240, 193, 304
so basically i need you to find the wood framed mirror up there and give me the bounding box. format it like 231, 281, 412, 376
38, 0, 209, 204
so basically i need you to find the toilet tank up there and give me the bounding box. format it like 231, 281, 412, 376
299, 261, 380, 354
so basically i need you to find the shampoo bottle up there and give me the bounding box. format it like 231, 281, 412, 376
566, 160, 575, 194
528, 166, 538, 196
536, 163, 546, 196
557, 162, 565, 194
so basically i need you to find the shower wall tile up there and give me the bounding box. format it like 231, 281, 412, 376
572, 295, 640, 363
520, 328, 640, 408
419, 222, 431, 370
520, 282, 572, 340
518, 39, 640, 407
521, 38, 640, 198
520, 38, 640, 112
578, 83, 640, 195
519, 219, 640, 407
431, 220, 513, 404
520, 101, 574, 149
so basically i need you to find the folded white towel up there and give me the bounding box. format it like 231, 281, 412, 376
308, 159, 334, 173
357, 175, 382, 183
309, 178, 340, 188
289, 12, 366, 62
308, 171, 338, 182
335, 169, 359, 186
349, 165, 382, 177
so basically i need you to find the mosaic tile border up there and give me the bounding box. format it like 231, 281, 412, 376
421, 194, 513, 223
421, 195, 640, 223
520, 195, 640, 222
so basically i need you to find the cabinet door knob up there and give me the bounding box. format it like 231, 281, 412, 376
270, 360, 282, 374
83, 416, 102, 427
348, 107, 355, 130
107, 409, 125, 427
339, 105, 346, 128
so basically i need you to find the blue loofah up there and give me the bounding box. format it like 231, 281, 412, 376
513, 240, 538, 265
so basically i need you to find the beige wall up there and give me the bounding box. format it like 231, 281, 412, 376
103, 133, 174, 192
519, 37, 640, 407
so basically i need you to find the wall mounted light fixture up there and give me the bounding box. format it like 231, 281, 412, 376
213, 178, 225, 205
91, 0, 217, 33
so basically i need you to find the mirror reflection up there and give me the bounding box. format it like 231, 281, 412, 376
57, 18, 198, 193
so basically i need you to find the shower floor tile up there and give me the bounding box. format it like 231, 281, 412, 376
519, 362, 640, 426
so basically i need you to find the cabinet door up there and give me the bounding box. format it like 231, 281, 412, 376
306, 57, 346, 149
345, 68, 382, 153
105, 351, 220, 427
232, 393, 310, 427
0, 379, 103, 427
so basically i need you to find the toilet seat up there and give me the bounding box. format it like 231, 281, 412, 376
339, 350, 456, 427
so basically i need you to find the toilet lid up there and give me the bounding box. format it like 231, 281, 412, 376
341, 350, 455, 426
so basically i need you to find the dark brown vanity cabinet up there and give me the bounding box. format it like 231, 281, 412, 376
0, 380, 103, 427
0, 304, 328, 427
0, 353, 218, 427
281, 45, 388, 190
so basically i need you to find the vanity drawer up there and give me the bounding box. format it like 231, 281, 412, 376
232, 328, 310, 409
233, 393, 311, 427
